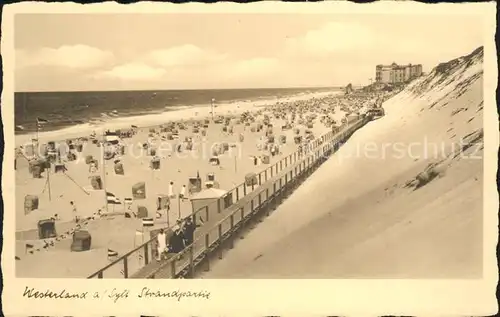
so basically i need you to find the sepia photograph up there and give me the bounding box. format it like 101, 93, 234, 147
1, 1, 497, 316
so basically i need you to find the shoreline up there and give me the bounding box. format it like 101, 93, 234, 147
15, 90, 340, 146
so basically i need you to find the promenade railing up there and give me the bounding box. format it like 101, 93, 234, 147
88, 116, 369, 279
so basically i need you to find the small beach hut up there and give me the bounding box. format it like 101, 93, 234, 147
118, 144, 126, 155
137, 206, 148, 218
211, 144, 222, 156
90, 175, 103, 190
29, 159, 45, 178
53, 162, 67, 173
103, 149, 115, 160
47, 141, 56, 151
132, 182, 146, 199
90, 159, 99, 169
222, 142, 229, 152
190, 187, 228, 224
188, 177, 202, 194
39, 143, 48, 157
24, 195, 39, 215
70, 230, 92, 252
85, 155, 94, 164
150, 157, 160, 170
38, 219, 57, 239
114, 162, 125, 175
157, 195, 170, 211
279, 135, 287, 144
67, 152, 77, 162
261, 154, 270, 164
267, 135, 275, 143
209, 156, 220, 166
24, 144, 35, 157
245, 172, 258, 186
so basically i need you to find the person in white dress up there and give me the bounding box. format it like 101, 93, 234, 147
179, 185, 186, 200
156, 229, 167, 261
168, 181, 174, 198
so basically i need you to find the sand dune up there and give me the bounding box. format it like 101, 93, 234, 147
202, 47, 485, 278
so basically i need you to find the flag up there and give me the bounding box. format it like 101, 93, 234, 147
106, 192, 121, 204
36, 117, 49, 128
107, 249, 118, 257
142, 218, 154, 227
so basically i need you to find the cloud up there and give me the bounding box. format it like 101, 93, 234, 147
16, 45, 114, 69
285, 22, 384, 57
146, 44, 227, 68
95, 63, 167, 81
221, 57, 281, 80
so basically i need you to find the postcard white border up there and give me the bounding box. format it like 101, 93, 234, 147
1, 2, 498, 316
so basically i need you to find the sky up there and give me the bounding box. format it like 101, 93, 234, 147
14, 14, 484, 92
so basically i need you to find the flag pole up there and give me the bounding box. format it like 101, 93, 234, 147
211, 98, 215, 121
177, 195, 181, 219
101, 131, 109, 214
47, 167, 52, 201
34, 119, 39, 159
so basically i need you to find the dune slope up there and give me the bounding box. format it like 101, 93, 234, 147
202, 47, 485, 279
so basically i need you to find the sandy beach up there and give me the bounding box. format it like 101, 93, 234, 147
15, 89, 369, 278
200, 47, 485, 279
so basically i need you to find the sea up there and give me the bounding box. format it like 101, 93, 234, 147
14, 87, 340, 136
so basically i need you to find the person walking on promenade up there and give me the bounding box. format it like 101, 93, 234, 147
156, 229, 167, 261
168, 181, 175, 198
168, 223, 185, 253
182, 217, 200, 246
179, 185, 187, 200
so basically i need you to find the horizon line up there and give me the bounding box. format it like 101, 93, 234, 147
14, 85, 358, 94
